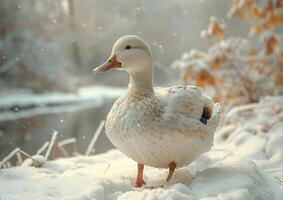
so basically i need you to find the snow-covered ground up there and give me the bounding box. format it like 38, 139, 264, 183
0, 96, 283, 200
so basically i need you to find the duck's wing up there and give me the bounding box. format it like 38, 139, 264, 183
154, 85, 221, 132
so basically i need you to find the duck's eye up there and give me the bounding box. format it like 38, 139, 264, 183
125, 45, 131, 50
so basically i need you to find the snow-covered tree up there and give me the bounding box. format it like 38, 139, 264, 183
174, 0, 283, 110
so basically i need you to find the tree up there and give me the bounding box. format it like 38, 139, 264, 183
174, 0, 283, 110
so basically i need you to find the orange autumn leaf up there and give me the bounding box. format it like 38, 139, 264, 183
210, 57, 221, 69
279, 51, 283, 62
194, 70, 215, 87
201, 17, 225, 40
265, 36, 278, 55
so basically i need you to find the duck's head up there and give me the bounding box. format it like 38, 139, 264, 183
92, 35, 153, 75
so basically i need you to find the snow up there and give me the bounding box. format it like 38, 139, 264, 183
215, 96, 283, 179
0, 96, 283, 200
21, 155, 47, 168
0, 150, 281, 200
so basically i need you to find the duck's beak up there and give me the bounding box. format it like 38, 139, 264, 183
92, 55, 121, 74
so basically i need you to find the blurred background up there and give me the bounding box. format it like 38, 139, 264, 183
1, 0, 280, 160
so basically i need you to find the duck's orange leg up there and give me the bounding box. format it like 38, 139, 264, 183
135, 163, 146, 187
166, 162, 177, 182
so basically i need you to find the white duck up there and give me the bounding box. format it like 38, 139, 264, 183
92, 35, 221, 187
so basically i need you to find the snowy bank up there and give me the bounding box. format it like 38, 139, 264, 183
0, 96, 283, 200
0, 86, 125, 122
215, 96, 283, 180
0, 150, 281, 200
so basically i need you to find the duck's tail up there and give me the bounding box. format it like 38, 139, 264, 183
207, 103, 221, 131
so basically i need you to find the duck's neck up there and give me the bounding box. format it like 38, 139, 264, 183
128, 66, 154, 93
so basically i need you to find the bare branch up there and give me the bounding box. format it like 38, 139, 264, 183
57, 137, 77, 157
36, 142, 50, 155
16, 151, 23, 166
45, 131, 58, 160
0, 148, 20, 168
85, 120, 105, 156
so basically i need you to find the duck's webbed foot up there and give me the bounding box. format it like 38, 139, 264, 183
166, 161, 177, 182
135, 163, 147, 187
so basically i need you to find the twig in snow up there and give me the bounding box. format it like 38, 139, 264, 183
0, 148, 21, 168
36, 142, 50, 155
45, 131, 58, 160
85, 120, 105, 156
16, 151, 23, 166
57, 137, 77, 157
17, 149, 35, 160
0, 147, 45, 169
104, 163, 111, 174
19, 149, 46, 167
